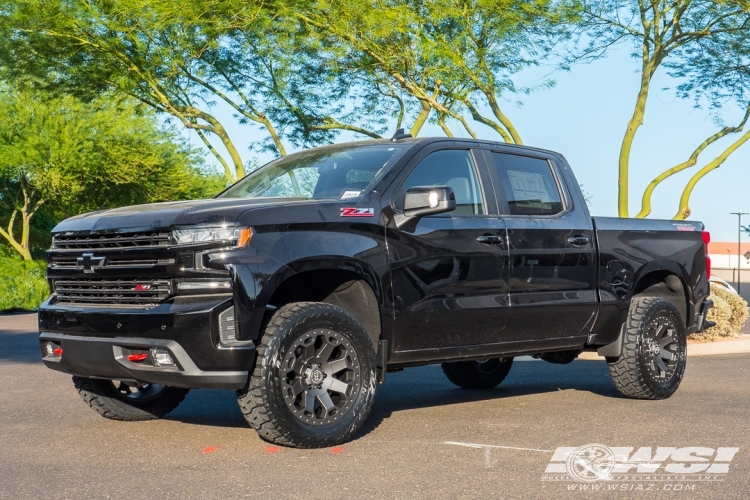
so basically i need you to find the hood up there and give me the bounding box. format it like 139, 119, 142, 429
52, 197, 312, 234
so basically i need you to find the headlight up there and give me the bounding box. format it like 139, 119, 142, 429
172, 226, 253, 247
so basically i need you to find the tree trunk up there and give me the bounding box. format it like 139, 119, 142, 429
618, 59, 656, 218
410, 100, 432, 136
0, 179, 40, 261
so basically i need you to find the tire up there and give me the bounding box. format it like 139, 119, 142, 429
441, 358, 514, 389
72, 377, 189, 421
607, 296, 687, 400
237, 302, 377, 448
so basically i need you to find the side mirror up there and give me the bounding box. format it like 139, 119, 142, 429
403, 185, 456, 218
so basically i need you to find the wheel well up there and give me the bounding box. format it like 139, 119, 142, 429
633, 271, 688, 326
267, 269, 382, 347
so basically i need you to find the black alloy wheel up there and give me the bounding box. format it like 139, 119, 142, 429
641, 313, 680, 382
607, 296, 687, 400
280, 329, 362, 426
237, 302, 377, 448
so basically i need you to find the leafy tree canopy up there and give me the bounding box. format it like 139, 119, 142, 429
0, 87, 225, 259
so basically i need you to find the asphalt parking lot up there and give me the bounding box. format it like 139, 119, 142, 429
2, 313, 750, 499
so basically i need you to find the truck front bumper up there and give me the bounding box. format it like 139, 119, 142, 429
38, 295, 254, 389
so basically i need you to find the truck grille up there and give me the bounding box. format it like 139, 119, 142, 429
53, 278, 172, 306
53, 231, 170, 250
49, 257, 174, 269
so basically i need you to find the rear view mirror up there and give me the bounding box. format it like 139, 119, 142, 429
403, 185, 456, 218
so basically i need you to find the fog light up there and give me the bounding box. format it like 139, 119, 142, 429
43, 341, 62, 359
151, 348, 175, 367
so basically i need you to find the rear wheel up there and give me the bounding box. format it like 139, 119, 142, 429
607, 296, 687, 400
237, 302, 377, 448
72, 377, 189, 421
441, 358, 514, 389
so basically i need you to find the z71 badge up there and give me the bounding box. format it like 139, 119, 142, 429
340, 207, 375, 217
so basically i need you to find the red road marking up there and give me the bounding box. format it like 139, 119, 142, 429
202, 446, 219, 453
265, 446, 281, 453
331, 447, 344, 454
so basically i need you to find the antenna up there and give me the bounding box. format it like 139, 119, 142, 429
390, 128, 413, 141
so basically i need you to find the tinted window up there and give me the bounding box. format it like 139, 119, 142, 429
491, 153, 563, 216
220, 144, 410, 200
403, 150, 485, 215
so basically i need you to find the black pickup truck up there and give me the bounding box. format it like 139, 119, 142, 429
39, 135, 713, 448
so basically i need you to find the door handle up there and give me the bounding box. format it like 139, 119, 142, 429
477, 235, 505, 245
567, 236, 590, 247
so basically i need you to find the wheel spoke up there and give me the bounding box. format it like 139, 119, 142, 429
328, 378, 349, 395
654, 357, 669, 376
289, 379, 305, 398
659, 332, 675, 349
304, 390, 316, 413
289, 355, 306, 374
660, 350, 675, 362
317, 392, 335, 416
328, 358, 349, 375
653, 321, 666, 340
316, 341, 336, 362
302, 341, 317, 362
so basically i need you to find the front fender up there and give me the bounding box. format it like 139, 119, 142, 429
212, 224, 391, 342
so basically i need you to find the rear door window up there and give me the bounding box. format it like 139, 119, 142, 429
489, 153, 563, 216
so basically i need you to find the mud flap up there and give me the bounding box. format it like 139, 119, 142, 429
376, 340, 387, 384
597, 323, 625, 358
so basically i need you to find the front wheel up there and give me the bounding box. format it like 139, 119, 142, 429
237, 302, 377, 448
73, 377, 189, 421
607, 296, 687, 400
441, 358, 514, 389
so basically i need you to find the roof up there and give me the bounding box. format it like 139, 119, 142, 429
299, 136, 563, 158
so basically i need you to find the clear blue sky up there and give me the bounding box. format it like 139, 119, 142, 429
190, 45, 750, 243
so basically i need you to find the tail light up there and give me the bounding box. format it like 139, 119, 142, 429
702, 230, 711, 279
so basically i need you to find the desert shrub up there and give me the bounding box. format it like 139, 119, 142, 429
712, 284, 749, 332
0, 258, 50, 311
689, 283, 749, 342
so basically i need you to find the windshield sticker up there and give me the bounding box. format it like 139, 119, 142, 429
341, 190, 362, 200
341, 207, 374, 217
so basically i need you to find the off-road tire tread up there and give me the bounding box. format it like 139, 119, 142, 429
441, 358, 514, 389
72, 376, 189, 421
237, 302, 376, 448
607, 296, 686, 400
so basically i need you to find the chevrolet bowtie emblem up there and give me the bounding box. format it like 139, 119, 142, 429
76, 253, 106, 273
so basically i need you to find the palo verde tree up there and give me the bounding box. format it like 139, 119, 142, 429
1, 0, 570, 173
574, 0, 750, 218
290, 0, 568, 142
0, 88, 224, 260
666, 15, 750, 219
1, 0, 290, 181
0, 0, 404, 177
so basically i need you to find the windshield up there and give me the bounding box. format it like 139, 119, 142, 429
220, 144, 411, 200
